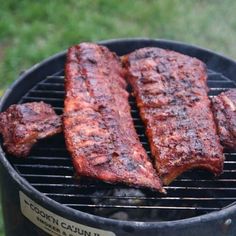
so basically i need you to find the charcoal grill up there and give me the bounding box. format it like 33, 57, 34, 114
0, 38, 236, 236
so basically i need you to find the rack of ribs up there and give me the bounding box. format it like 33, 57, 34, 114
64, 43, 164, 192
123, 47, 224, 185
0, 102, 62, 157
211, 89, 236, 150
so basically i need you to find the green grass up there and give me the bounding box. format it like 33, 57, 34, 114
0, 0, 236, 235
1, 0, 236, 96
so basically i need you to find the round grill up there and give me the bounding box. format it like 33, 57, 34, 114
1, 39, 236, 225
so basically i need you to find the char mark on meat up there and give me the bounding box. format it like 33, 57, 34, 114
64, 43, 164, 192
123, 47, 224, 185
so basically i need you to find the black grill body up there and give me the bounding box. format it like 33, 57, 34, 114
0, 38, 236, 236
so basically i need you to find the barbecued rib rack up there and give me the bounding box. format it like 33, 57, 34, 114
8, 68, 236, 222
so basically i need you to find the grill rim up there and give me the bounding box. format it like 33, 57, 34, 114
0, 38, 236, 230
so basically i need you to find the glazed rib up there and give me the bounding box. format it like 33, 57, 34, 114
0, 102, 62, 157
64, 43, 164, 192
123, 47, 224, 185
211, 89, 236, 150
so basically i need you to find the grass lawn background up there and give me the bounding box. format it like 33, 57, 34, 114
0, 0, 236, 235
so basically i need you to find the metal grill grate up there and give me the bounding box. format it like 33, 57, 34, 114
8, 68, 236, 222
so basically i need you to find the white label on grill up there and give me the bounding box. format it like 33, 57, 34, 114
19, 191, 116, 236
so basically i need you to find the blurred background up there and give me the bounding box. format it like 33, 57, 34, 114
0, 0, 235, 235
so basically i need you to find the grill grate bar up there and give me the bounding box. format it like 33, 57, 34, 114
28, 90, 65, 96
14, 164, 73, 170
207, 80, 235, 83
24, 156, 70, 161
28, 183, 236, 191
44, 193, 236, 201
39, 82, 64, 86
63, 204, 220, 211
222, 170, 236, 173
21, 174, 73, 179
22, 97, 64, 102
209, 88, 231, 91
174, 178, 236, 182
46, 76, 64, 79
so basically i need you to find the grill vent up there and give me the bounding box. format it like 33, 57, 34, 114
9, 68, 236, 222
